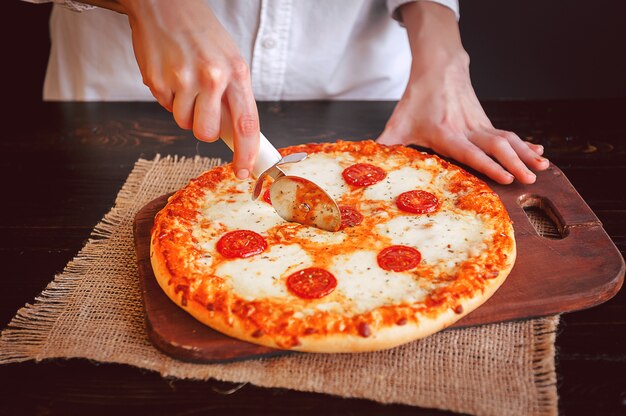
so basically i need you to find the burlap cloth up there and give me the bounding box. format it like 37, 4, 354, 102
0, 155, 558, 416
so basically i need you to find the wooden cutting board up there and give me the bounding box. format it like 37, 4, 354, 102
133, 164, 624, 363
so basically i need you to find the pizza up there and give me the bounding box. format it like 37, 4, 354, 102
150, 140, 516, 353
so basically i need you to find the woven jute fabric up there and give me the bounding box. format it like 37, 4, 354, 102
0, 155, 558, 416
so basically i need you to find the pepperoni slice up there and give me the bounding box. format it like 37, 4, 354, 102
396, 190, 439, 214
216, 230, 267, 259
342, 163, 386, 187
377, 245, 421, 272
339, 205, 364, 229
286, 268, 337, 299
262, 188, 272, 205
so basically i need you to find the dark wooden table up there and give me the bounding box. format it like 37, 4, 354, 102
0, 100, 624, 416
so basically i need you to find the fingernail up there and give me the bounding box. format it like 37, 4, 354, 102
236, 169, 249, 180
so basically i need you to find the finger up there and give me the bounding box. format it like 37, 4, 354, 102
376, 128, 398, 146
440, 136, 516, 185
172, 90, 197, 130
224, 81, 259, 180
492, 129, 550, 172
376, 113, 421, 147
140, 66, 174, 112
470, 132, 536, 184
193, 90, 223, 143
149, 84, 174, 113
377, 128, 409, 147
525, 141, 544, 156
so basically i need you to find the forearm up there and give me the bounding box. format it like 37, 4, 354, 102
400, 1, 468, 74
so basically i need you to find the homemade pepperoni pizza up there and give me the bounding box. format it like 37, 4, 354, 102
150, 140, 516, 353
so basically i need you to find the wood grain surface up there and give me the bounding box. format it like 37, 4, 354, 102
134, 164, 623, 362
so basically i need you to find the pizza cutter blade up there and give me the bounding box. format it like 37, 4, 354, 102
219, 105, 341, 232
269, 174, 341, 232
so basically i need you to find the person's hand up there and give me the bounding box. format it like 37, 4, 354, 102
117, 0, 259, 179
377, 2, 549, 184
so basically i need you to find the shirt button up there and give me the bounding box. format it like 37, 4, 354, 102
262, 37, 277, 49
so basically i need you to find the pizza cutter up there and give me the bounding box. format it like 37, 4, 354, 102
219, 106, 341, 232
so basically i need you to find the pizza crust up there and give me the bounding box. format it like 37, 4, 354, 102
150, 140, 517, 353
152, 236, 515, 352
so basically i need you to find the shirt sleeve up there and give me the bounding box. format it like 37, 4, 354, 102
22, 0, 95, 12
386, 0, 460, 23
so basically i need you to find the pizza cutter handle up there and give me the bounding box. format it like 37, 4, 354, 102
219, 104, 282, 178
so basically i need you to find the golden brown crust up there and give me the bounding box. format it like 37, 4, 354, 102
150, 140, 516, 352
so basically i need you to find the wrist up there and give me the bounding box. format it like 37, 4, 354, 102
411, 45, 470, 82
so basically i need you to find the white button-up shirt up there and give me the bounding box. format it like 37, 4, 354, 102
36, 0, 459, 101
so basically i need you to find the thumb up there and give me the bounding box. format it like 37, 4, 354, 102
376, 124, 403, 146
376, 128, 393, 145
377, 121, 417, 147
376, 107, 413, 146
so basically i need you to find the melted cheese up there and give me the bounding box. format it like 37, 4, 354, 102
363, 166, 433, 201
296, 226, 346, 245
280, 153, 348, 200
376, 211, 491, 272
329, 250, 429, 314
198, 186, 284, 234
216, 244, 313, 300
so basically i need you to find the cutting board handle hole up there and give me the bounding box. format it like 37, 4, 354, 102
518, 194, 566, 239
